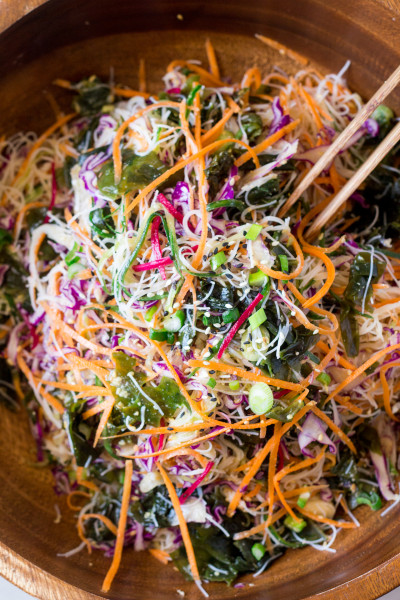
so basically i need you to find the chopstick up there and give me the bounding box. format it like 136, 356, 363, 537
306, 119, 400, 238
278, 64, 400, 218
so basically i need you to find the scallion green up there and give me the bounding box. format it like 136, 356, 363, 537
245, 224, 263, 241
317, 372, 331, 386
210, 251, 227, 271
164, 310, 185, 332
248, 382, 273, 415
251, 542, 266, 561
249, 307, 267, 331
284, 514, 307, 533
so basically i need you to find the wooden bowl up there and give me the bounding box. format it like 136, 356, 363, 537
1, 1, 400, 599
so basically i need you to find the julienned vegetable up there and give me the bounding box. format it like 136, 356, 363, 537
1, 40, 399, 597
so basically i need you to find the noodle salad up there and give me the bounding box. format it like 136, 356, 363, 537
1, 38, 400, 595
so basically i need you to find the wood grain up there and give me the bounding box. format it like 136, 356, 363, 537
1, 2, 400, 600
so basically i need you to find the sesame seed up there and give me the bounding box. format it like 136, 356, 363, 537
203, 361, 210, 365
205, 327, 211, 335
225, 303, 233, 308
313, 329, 318, 335
238, 329, 245, 334
205, 312, 211, 317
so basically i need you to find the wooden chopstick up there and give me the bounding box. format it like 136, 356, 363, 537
278, 64, 400, 218
306, 119, 400, 239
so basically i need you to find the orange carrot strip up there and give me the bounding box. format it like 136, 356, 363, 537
275, 448, 326, 482
113, 87, 151, 99
148, 548, 171, 565
80, 513, 118, 536
138, 58, 146, 93
200, 108, 234, 145
316, 340, 356, 371
2, 113, 75, 205
235, 119, 300, 167
227, 437, 274, 517
113, 101, 185, 182
310, 405, 356, 453
125, 136, 260, 215
17, 353, 64, 413
94, 398, 115, 447
325, 342, 400, 403
255, 233, 304, 281
187, 359, 304, 392
161, 448, 209, 469
157, 461, 200, 582
266, 423, 283, 524
167, 60, 225, 87
122, 427, 231, 460
233, 507, 287, 540
102, 460, 133, 592
380, 361, 400, 422
297, 506, 357, 528
255, 34, 309, 66
205, 38, 220, 79
13, 200, 48, 240
302, 247, 336, 308
374, 297, 400, 309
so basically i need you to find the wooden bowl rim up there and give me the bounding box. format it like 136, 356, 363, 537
2, 538, 400, 600
1, 1, 400, 599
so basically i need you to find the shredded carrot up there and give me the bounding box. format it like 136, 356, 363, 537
310, 404, 357, 453
241, 67, 262, 92
255, 34, 309, 66
17, 353, 65, 414
325, 342, 400, 403
228, 396, 311, 517
266, 423, 283, 525
93, 398, 115, 447
148, 548, 171, 565
102, 460, 133, 592
302, 247, 336, 308
161, 447, 209, 469
167, 59, 224, 87
157, 461, 200, 582
255, 233, 304, 281
235, 119, 300, 168
66, 490, 91, 511
205, 38, 220, 79
200, 108, 234, 146
76, 466, 100, 492
80, 513, 118, 536
187, 359, 304, 392
297, 506, 357, 528
380, 361, 400, 422
125, 136, 260, 216
113, 86, 151, 99
227, 436, 274, 517
138, 58, 146, 93
316, 340, 356, 371
334, 395, 363, 415
13, 200, 48, 241
1, 112, 75, 206
233, 507, 287, 540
